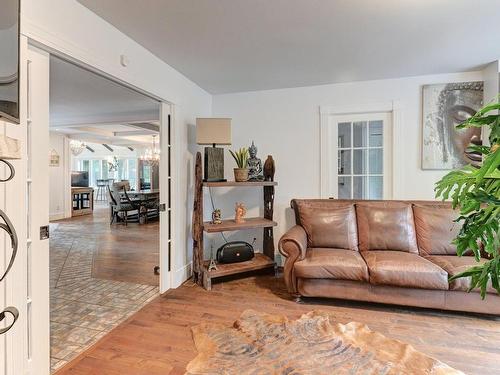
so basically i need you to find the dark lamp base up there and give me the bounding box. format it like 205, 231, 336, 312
204, 146, 225, 182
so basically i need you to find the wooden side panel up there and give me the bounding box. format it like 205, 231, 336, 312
192, 152, 203, 284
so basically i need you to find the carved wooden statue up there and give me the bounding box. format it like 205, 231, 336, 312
234, 202, 247, 224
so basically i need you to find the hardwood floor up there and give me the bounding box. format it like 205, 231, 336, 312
56, 203, 159, 286
56, 273, 500, 375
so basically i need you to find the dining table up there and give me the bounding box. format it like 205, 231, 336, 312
119, 189, 160, 224
121, 189, 160, 200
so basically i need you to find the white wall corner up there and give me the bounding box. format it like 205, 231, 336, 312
172, 262, 192, 289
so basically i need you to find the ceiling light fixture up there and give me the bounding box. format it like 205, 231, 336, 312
140, 135, 160, 167
69, 140, 86, 156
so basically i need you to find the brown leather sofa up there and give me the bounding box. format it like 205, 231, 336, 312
278, 199, 500, 315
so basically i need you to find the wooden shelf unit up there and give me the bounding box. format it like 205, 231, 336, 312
203, 181, 277, 187
192, 152, 277, 290
201, 254, 274, 289
203, 217, 277, 233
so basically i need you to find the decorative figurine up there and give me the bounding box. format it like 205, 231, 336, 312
208, 244, 217, 272
247, 141, 264, 181
263, 155, 275, 181
211, 209, 222, 224
234, 202, 247, 224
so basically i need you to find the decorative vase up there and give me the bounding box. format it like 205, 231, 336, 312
234, 168, 249, 182
263, 155, 275, 181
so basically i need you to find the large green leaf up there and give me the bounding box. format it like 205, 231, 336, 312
435, 97, 500, 300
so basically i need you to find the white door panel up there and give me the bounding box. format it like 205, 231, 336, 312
25, 44, 50, 375
0, 37, 50, 375
322, 112, 393, 200
159, 102, 173, 293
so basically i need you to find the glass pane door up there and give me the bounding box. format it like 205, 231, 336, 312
336, 118, 385, 199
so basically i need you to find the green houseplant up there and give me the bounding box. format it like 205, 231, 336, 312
229, 147, 249, 182
435, 98, 500, 298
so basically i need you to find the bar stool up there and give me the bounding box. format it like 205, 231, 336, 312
95, 179, 107, 201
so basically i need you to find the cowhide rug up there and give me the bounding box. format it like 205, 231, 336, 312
186, 310, 463, 375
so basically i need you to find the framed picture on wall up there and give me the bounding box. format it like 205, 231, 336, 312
422, 81, 484, 170
49, 149, 60, 167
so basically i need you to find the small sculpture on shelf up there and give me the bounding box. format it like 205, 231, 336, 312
234, 202, 247, 224
263, 155, 275, 181
208, 244, 217, 272
211, 208, 222, 224
247, 141, 264, 181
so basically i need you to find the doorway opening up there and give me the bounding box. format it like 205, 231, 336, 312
47, 55, 166, 372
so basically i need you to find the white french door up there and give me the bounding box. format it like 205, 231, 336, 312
159, 102, 173, 293
5, 40, 175, 374
25, 44, 51, 375
321, 112, 393, 200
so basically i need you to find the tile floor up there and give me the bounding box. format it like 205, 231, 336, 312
49, 209, 159, 372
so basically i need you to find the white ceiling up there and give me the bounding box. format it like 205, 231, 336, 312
54, 122, 160, 147
78, 0, 500, 94
50, 56, 160, 146
50, 56, 159, 127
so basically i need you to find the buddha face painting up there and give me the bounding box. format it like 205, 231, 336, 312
422, 81, 484, 169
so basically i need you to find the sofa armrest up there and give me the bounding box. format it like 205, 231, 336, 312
279, 225, 307, 295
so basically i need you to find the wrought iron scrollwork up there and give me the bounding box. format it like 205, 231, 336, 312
0, 159, 15, 182
0, 306, 19, 335
0, 208, 18, 282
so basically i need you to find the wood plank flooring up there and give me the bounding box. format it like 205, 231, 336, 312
56, 274, 500, 375
55, 203, 159, 286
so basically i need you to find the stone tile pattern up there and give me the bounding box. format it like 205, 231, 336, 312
49, 215, 158, 372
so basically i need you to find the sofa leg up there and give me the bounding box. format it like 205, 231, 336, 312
294, 295, 303, 303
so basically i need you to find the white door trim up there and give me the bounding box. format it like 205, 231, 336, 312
320, 101, 403, 199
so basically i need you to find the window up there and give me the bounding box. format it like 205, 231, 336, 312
74, 157, 138, 190
338, 120, 383, 199
321, 111, 392, 200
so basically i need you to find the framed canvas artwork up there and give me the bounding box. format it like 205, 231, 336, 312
422, 81, 483, 170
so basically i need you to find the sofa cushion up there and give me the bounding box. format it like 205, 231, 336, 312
426, 255, 496, 294
356, 202, 418, 253
294, 248, 369, 281
294, 201, 358, 250
361, 251, 449, 290
413, 204, 460, 256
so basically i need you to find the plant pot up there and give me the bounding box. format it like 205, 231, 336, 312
234, 168, 249, 182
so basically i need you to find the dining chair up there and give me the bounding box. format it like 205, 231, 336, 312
109, 188, 138, 226
107, 185, 118, 224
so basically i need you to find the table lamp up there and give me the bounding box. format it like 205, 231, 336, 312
196, 118, 232, 182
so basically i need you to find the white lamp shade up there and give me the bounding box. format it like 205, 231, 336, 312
196, 118, 231, 145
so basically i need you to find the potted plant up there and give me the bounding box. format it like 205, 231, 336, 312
435, 98, 500, 299
229, 147, 249, 182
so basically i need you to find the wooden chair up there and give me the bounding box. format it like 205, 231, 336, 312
107, 185, 118, 224
142, 196, 160, 223
109, 188, 138, 226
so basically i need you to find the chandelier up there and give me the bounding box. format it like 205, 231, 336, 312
70, 140, 86, 156
140, 135, 160, 166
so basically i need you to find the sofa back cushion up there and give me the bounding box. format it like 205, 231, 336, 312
293, 200, 358, 250
413, 204, 460, 256
356, 202, 418, 253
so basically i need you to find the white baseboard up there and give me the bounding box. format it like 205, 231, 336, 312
172, 262, 192, 288
49, 212, 66, 221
